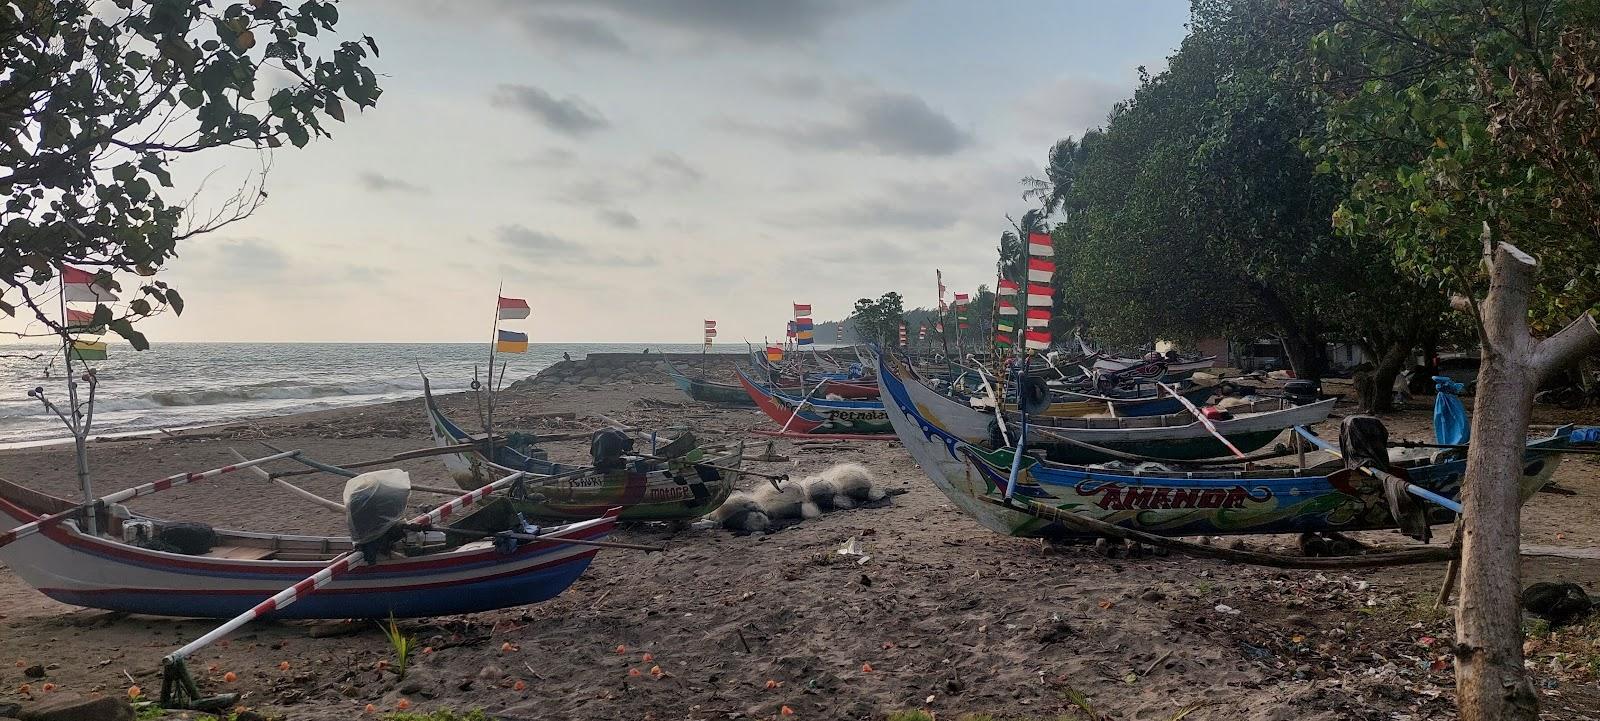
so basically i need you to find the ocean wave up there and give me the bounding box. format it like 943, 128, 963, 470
0, 378, 464, 418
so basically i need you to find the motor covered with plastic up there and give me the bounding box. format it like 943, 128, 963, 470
343, 469, 412, 546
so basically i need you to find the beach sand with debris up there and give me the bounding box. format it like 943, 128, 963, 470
1, 377, 1598, 720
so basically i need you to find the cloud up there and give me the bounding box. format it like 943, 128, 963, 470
563, 0, 893, 43
754, 73, 827, 99
519, 14, 631, 53
490, 84, 610, 136
494, 224, 658, 267
357, 172, 428, 194
596, 209, 640, 229
507, 147, 578, 168
770, 182, 964, 232
649, 153, 703, 184
1015, 75, 1131, 142
730, 88, 971, 157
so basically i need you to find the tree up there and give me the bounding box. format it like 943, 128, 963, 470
1, 0, 382, 348
1310, 2, 1600, 717
850, 292, 905, 348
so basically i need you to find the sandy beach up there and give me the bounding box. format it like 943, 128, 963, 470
2, 377, 1599, 721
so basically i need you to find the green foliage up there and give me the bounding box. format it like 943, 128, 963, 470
886, 712, 936, 721
0, 0, 381, 346
850, 292, 905, 347
1311, 0, 1600, 330
379, 613, 415, 681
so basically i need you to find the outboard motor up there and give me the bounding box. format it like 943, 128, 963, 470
1283, 379, 1320, 406
344, 469, 412, 558
590, 427, 635, 471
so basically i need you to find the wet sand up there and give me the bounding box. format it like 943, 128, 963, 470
1, 379, 1598, 720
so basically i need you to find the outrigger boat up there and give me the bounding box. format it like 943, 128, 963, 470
736, 366, 893, 436
894, 357, 1333, 462
876, 351, 1572, 539
423, 376, 742, 521
662, 357, 756, 406
0, 469, 617, 619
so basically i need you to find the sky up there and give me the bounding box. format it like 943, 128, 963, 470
124, 0, 1193, 343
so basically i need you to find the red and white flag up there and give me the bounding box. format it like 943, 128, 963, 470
65, 308, 99, 329
1025, 329, 1051, 351
793, 303, 811, 318
703, 319, 717, 339
953, 292, 969, 307
997, 279, 1019, 296
1027, 257, 1055, 283
1026, 283, 1053, 307
898, 322, 907, 347
1028, 232, 1052, 257
998, 300, 1018, 316
1027, 308, 1051, 328
61, 265, 117, 303
497, 296, 531, 320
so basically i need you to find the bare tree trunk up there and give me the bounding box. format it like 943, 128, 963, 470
1251, 283, 1328, 380
1455, 233, 1600, 721
1362, 341, 1413, 413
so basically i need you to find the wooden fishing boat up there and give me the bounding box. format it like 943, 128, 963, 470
889, 355, 1332, 462
1093, 354, 1217, 380
735, 367, 893, 435
876, 351, 1571, 538
662, 357, 756, 406
0, 477, 615, 619
750, 352, 880, 399
423, 378, 741, 520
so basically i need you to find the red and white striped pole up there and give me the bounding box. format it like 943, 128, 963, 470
0, 449, 302, 549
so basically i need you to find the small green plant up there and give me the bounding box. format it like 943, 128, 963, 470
379, 613, 416, 681
1524, 617, 1551, 638
886, 712, 936, 721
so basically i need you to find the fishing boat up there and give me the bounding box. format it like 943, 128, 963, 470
876, 351, 1571, 538
750, 351, 879, 399
890, 355, 1332, 462
662, 357, 757, 406
0, 476, 616, 618
422, 377, 742, 520
735, 367, 893, 435
1093, 354, 1217, 380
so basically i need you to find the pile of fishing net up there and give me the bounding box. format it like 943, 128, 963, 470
706, 462, 889, 533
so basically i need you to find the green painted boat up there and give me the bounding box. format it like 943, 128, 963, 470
662, 357, 755, 406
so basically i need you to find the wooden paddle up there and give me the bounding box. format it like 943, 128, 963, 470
1156, 380, 1246, 460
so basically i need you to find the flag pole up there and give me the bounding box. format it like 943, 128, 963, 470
484, 282, 502, 468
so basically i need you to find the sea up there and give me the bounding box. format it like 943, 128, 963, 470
0, 342, 741, 447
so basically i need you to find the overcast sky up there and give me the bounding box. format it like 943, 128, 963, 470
138, 0, 1190, 343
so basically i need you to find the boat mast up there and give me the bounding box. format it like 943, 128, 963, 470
483, 282, 502, 465
58, 271, 96, 534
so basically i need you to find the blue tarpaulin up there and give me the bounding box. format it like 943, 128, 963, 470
1433, 375, 1469, 446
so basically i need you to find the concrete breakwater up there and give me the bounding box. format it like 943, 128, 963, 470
509, 352, 744, 389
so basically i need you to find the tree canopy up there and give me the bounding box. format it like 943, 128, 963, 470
1, 0, 381, 348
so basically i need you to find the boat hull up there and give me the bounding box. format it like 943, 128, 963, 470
736, 368, 892, 435
663, 359, 757, 406
0, 494, 612, 619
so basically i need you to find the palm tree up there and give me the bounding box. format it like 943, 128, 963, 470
1020, 134, 1098, 218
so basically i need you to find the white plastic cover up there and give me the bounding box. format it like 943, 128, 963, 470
343, 469, 412, 544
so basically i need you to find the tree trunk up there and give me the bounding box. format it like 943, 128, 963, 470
1251, 283, 1327, 380
1454, 235, 1600, 721
1361, 341, 1413, 413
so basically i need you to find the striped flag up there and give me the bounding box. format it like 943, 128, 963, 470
704, 320, 716, 347
998, 278, 1019, 296
61, 265, 118, 303
766, 346, 784, 362
787, 321, 796, 339
995, 333, 1012, 347
918, 325, 927, 341
65, 308, 100, 331
836, 325, 844, 341
793, 303, 811, 318
1026, 283, 1053, 306
795, 317, 814, 345
954, 293, 969, 307
1027, 308, 1051, 328
997, 321, 1015, 334
497, 296, 531, 320
496, 329, 528, 353
1028, 232, 1052, 257
69, 340, 108, 361
1025, 329, 1051, 351
998, 300, 1018, 316
1027, 257, 1055, 283
898, 322, 907, 347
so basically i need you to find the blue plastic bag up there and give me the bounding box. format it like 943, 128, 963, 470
1433, 375, 1469, 446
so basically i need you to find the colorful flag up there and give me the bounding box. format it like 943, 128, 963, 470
69, 340, 108, 361
766, 346, 784, 362
998, 300, 1018, 315
997, 321, 1015, 334
954, 292, 969, 306
703, 320, 717, 347
1027, 308, 1051, 328
1026, 283, 1053, 306
1025, 329, 1051, 351
1027, 257, 1056, 283
793, 303, 811, 318
998, 278, 1019, 296
797, 331, 814, 346
898, 322, 907, 347
836, 325, 844, 341
1028, 232, 1052, 257
497, 296, 531, 320
61, 265, 117, 303
786, 321, 796, 338
994, 333, 1012, 347
918, 325, 927, 341
795, 318, 813, 331
936, 270, 946, 300
65, 308, 100, 331
496, 329, 529, 353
